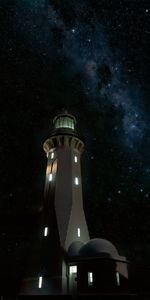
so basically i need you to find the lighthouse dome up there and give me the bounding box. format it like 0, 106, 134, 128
68, 241, 85, 257
53, 112, 76, 131
79, 238, 119, 259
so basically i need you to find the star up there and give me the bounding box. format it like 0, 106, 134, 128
114, 126, 118, 131
71, 28, 76, 33
128, 166, 133, 172
107, 197, 112, 202
140, 188, 143, 193
117, 190, 121, 194
145, 9, 149, 13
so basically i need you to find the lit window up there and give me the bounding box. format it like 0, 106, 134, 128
77, 228, 80, 237
38, 276, 43, 289
75, 177, 79, 185
116, 272, 120, 286
44, 227, 48, 237
69, 265, 77, 275
51, 152, 54, 159
49, 173, 53, 182
55, 117, 75, 130
74, 156, 78, 163
88, 272, 93, 286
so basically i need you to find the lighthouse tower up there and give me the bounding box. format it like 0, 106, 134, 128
20, 111, 128, 296
41, 112, 90, 293
43, 112, 89, 250
20, 112, 89, 295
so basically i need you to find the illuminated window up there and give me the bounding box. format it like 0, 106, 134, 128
38, 276, 43, 289
116, 272, 120, 286
51, 152, 54, 159
77, 228, 80, 237
55, 117, 75, 130
88, 272, 93, 286
74, 156, 78, 163
75, 177, 79, 185
49, 173, 53, 182
44, 227, 48, 237
69, 265, 77, 275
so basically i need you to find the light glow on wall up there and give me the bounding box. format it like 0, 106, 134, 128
77, 228, 80, 237
49, 173, 53, 182
74, 156, 78, 163
44, 227, 48, 237
51, 152, 54, 159
38, 276, 43, 288
69, 265, 77, 275
88, 272, 93, 286
116, 272, 120, 286
75, 177, 79, 185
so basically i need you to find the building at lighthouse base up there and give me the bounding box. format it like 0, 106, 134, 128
20, 237, 128, 295
67, 238, 128, 295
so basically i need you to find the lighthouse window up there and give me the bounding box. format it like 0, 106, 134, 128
55, 117, 75, 130
116, 272, 120, 286
88, 272, 93, 286
38, 276, 43, 289
75, 177, 79, 185
74, 156, 78, 163
51, 152, 54, 159
69, 265, 77, 275
77, 228, 81, 237
44, 227, 48, 237
48, 173, 53, 182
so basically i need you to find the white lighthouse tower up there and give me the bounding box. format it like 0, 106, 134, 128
20, 111, 128, 296
43, 111, 90, 249
41, 111, 90, 293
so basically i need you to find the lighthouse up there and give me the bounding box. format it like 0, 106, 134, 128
20, 111, 128, 296
41, 112, 90, 294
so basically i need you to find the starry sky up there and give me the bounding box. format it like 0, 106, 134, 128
0, 0, 150, 289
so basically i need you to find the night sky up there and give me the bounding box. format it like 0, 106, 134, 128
1, 0, 150, 290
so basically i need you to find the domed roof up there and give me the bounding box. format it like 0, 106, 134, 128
79, 238, 119, 259
68, 241, 84, 257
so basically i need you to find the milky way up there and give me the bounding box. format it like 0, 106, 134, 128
13, 0, 149, 151
1, 1, 150, 280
